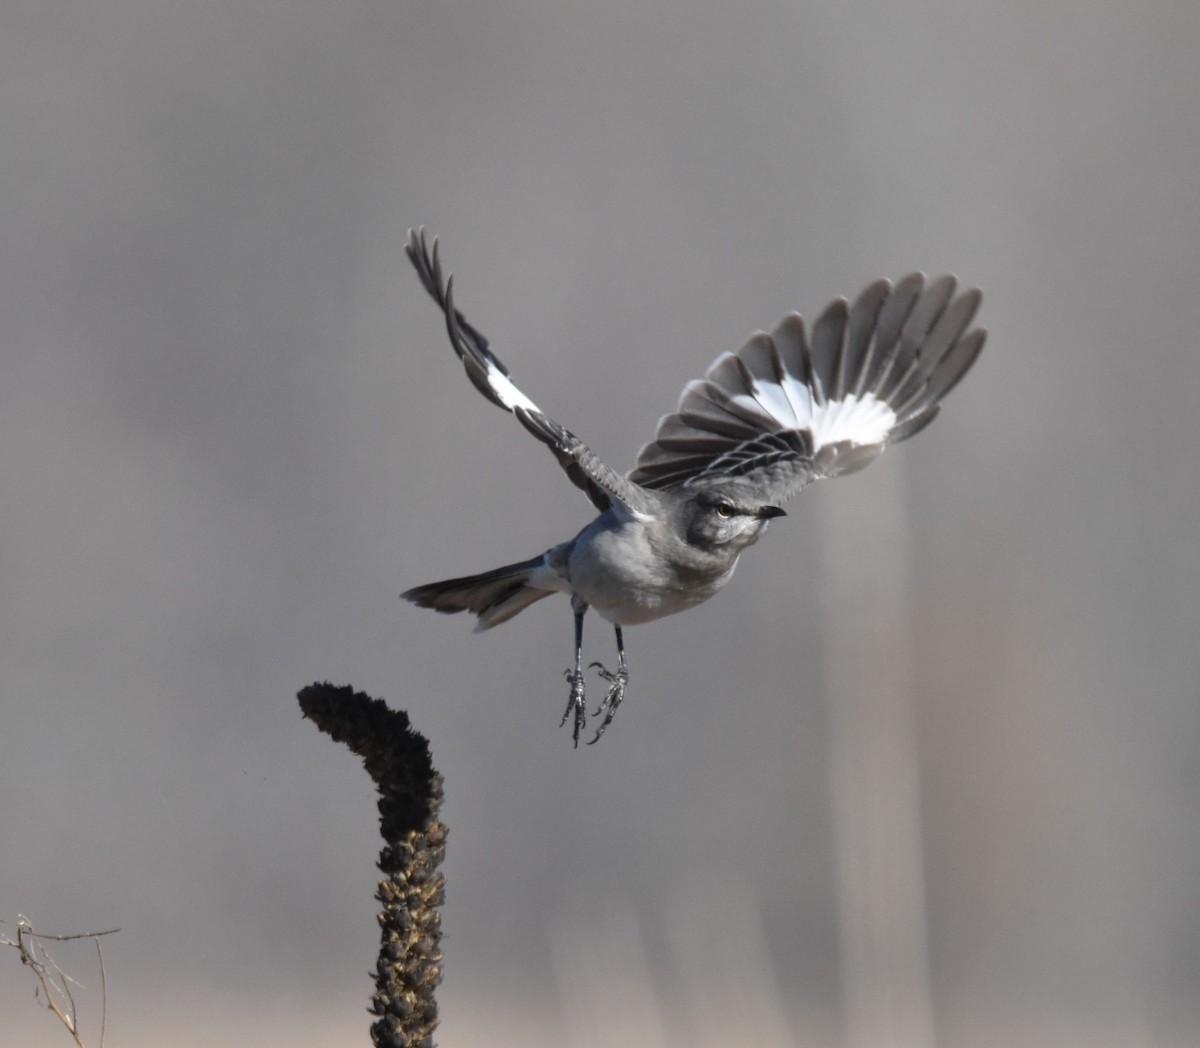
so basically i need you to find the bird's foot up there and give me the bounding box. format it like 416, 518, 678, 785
586, 662, 628, 745
561, 669, 588, 748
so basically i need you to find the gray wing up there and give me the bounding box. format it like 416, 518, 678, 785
406, 228, 649, 516
629, 273, 985, 504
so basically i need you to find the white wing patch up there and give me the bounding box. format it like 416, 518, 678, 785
728, 372, 897, 451
809, 392, 896, 448
629, 271, 984, 495
483, 359, 539, 413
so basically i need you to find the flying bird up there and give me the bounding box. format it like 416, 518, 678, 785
401, 229, 985, 745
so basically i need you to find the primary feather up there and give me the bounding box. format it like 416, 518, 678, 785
629, 272, 985, 504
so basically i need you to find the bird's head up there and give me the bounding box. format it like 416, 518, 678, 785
678, 488, 786, 552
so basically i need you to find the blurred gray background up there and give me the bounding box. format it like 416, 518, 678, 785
3, 3, 1198, 1046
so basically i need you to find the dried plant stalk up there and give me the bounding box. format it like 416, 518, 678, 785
298, 682, 446, 1048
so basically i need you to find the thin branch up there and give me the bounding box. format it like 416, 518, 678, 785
3, 917, 119, 1048
21, 927, 121, 943
97, 936, 108, 1048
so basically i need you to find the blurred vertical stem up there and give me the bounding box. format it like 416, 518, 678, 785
819, 466, 936, 1048
298, 682, 446, 1048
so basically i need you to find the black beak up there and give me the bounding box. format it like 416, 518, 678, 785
757, 505, 787, 520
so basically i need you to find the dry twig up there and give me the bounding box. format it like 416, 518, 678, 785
2, 917, 118, 1048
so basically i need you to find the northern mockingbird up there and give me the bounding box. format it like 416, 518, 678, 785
402, 229, 985, 745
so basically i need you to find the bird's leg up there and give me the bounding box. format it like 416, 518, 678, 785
560, 600, 588, 748
587, 625, 629, 744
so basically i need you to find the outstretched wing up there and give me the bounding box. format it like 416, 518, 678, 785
629, 272, 985, 504
406, 228, 649, 517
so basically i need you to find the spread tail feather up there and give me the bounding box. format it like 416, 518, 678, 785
402, 555, 555, 630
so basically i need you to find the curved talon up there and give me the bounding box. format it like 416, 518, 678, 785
561, 669, 588, 748
586, 664, 629, 744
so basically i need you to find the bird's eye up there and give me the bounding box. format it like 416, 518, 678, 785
717, 502, 734, 518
